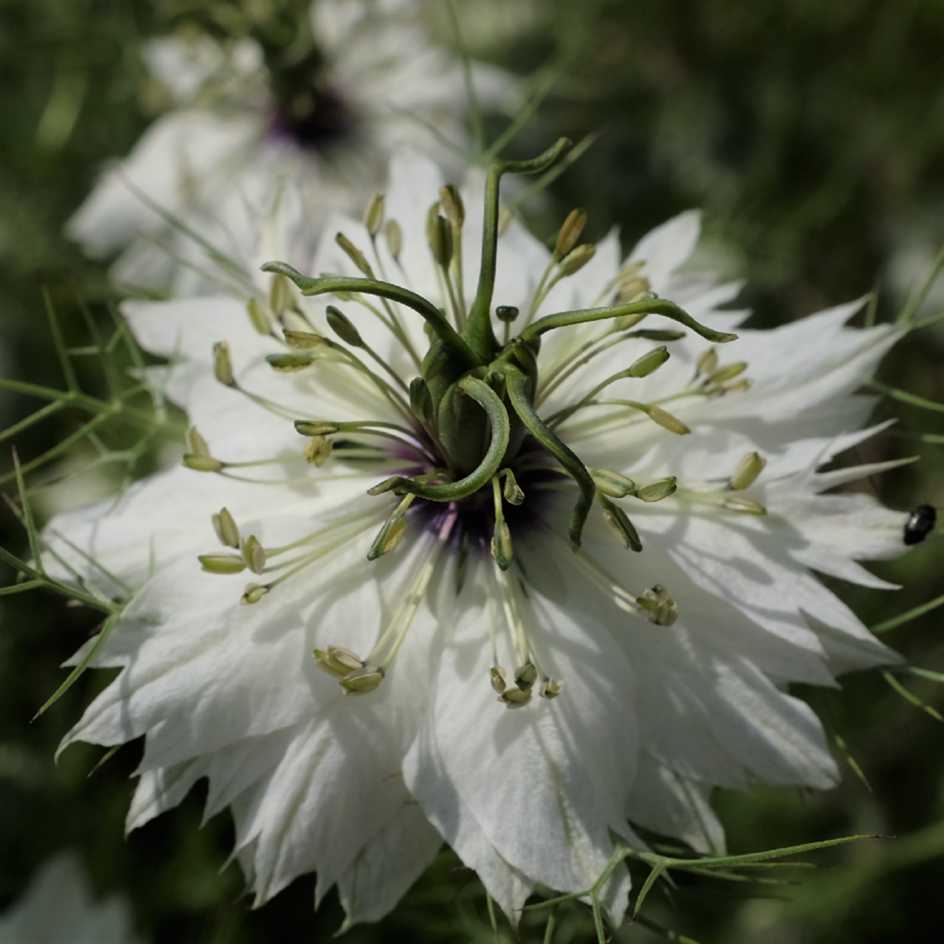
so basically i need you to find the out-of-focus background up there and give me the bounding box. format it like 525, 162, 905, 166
1, 1, 942, 941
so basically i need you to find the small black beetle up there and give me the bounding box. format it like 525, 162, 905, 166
904, 504, 936, 546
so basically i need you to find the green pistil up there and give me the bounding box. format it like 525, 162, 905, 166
464, 137, 573, 362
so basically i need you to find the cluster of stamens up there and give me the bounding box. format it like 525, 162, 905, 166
183, 139, 770, 707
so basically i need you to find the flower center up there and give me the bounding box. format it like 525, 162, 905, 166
190, 141, 767, 706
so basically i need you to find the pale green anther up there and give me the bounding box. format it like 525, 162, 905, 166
198, 553, 247, 575
722, 495, 768, 515
384, 219, 403, 260
729, 451, 767, 491
592, 469, 637, 498
708, 361, 748, 385
212, 340, 235, 387
646, 405, 691, 435
295, 420, 341, 436
212, 507, 240, 548
314, 645, 364, 679
246, 297, 271, 334
187, 426, 210, 456
368, 512, 408, 561
725, 378, 752, 394
304, 436, 332, 466
340, 666, 385, 695
636, 476, 678, 502
326, 305, 364, 347
514, 661, 538, 690
426, 205, 453, 267
600, 494, 643, 551
266, 351, 316, 372
637, 584, 679, 627
490, 666, 507, 694
241, 535, 266, 574
500, 687, 531, 708
283, 328, 325, 349
696, 347, 719, 377
241, 583, 270, 605
627, 346, 670, 378
490, 520, 514, 570
439, 184, 465, 228
335, 232, 373, 277
558, 243, 596, 277
269, 272, 293, 316
365, 193, 385, 237
501, 468, 525, 505
554, 208, 587, 260
617, 276, 652, 302
183, 453, 223, 473
614, 311, 647, 331
540, 678, 562, 699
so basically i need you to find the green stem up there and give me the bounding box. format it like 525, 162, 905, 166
522, 298, 738, 344
368, 376, 510, 502
504, 367, 595, 548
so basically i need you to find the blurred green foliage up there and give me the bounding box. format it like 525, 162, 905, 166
1, 1, 942, 941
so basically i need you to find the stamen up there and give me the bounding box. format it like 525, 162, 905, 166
546, 346, 671, 427
241, 534, 266, 574
314, 645, 365, 679
599, 493, 643, 551
553, 208, 588, 261
199, 553, 247, 575
549, 531, 679, 628
635, 477, 678, 503
364, 193, 385, 238
367, 493, 415, 561
591, 469, 637, 498
213, 341, 235, 387
211, 507, 240, 548
490, 476, 514, 570
728, 451, 767, 491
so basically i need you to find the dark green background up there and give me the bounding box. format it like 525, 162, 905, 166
1, 1, 942, 941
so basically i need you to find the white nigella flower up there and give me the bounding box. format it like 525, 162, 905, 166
66, 0, 514, 292
0, 854, 142, 944
46, 140, 912, 929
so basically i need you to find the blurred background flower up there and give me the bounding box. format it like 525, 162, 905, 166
1, 1, 942, 941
